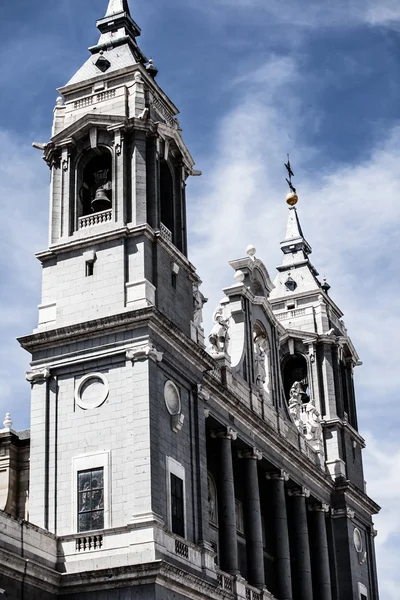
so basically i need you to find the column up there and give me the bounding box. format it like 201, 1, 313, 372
309, 504, 332, 600
288, 487, 313, 600
267, 471, 292, 600
239, 448, 264, 588
212, 427, 239, 574
26, 368, 51, 529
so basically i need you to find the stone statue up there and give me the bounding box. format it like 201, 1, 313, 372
288, 381, 303, 427
304, 398, 323, 442
254, 332, 268, 392
209, 306, 230, 354
193, 284, 208, 329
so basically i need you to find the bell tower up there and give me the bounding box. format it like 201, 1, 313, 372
36, 0, 197, 335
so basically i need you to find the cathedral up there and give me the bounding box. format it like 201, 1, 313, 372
0, 1, 380, 598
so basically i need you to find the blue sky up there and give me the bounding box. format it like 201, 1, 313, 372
1, 0, 400, 597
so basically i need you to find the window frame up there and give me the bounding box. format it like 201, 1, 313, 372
166, 456, 186, 538
77, 467, 105, 533
72, 451, 111, 533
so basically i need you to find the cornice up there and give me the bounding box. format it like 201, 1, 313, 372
19, 307, 216, 373
59, 560, 224, 598
335, 480, 381, 517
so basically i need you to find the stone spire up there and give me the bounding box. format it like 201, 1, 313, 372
270, 203, 320, 299
91, 0, 143, 54
65, 0, 148, 87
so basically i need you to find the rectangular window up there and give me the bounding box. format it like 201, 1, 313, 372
86, 261, 94, 277
77, 468, 104, 532
171, 473, 185, 537
358, 582, 368, 600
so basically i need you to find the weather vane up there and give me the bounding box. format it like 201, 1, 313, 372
284, 154, 299, 206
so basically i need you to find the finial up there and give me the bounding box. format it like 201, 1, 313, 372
145, 58, 159, 78
285, 155, 298, 206
322, 277, 331, 294
3, 413, 12, 430
246, 245, 256, 260
56, 97, 63, 107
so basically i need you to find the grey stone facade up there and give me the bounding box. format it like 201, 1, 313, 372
0, 1, 380, 599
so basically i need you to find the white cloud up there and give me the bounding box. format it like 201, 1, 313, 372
182, 0, 400, 29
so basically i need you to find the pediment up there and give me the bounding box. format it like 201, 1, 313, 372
51, 114, 127, 146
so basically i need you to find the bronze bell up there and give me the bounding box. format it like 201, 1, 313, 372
91, 187, 112, 213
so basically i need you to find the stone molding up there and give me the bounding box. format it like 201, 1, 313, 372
238, 447, 262, 461
197, 384, 210, 402
331, 507, 355, 520
25, 368, 51, 384
126, 343, 163, 364
265, 469, 289, 482
308, 503, 330, 513
211, 427, 237, 441
287, 486, 311, 498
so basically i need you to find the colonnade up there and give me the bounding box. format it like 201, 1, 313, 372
213, 429, 332, 600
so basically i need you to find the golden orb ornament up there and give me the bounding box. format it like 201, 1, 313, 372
286, 191, 298, 206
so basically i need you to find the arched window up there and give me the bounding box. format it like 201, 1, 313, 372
282, 354, 309, 402
79, 149, 112, 216
160, 159, 174, 238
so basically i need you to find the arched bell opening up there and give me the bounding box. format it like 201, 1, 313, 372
79, 148, 112, 217
281, 353, 309, 404
160, 158, 175, 240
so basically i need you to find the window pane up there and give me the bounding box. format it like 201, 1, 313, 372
78, 471, 91, 492
79, 512, 91, 532
92, 470, 103, 489
92, 489, 104, 511
78, 491, 91, 513
91, 511, 104, 530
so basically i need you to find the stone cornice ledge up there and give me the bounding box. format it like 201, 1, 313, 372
18, 307, 216, 371
59, 560, 222, 598
0, 547, 60, 594
335, 480, 381, 517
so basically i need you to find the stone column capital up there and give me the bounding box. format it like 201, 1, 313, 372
26, 368, 51, 384
211, 427, 237, 441
265, 469, 289, 482
287, 486, 310, 498
238, 447, 262, 461
308, 502, 330, 513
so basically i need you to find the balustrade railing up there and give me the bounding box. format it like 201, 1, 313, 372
78, 209, 113, 229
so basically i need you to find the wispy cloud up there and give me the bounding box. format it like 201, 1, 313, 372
181, 0, 400, 29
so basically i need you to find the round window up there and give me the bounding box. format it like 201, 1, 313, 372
75, 373, 109, 410
353, 527, 363, 553
164, 381, 181, 416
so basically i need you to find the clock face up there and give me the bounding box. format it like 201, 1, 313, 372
353, 527, 363, 553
